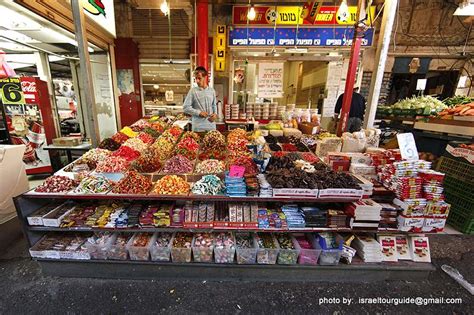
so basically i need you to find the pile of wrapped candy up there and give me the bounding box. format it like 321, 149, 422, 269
95, 156, 130, 173
195, 159, 225, 174
74, 175, 115, 194
123, 138, 148, 153
35, 175, 78, 193
153, 175, 190, 195
192, 175, 225, 195
112, 171, 153, 194
98, 138, 121, 151
162, 155, 194, 174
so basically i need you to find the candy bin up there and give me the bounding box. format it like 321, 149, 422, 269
192, 233, 214, 263
235, 233, 257, 264
107, 233, 133, 260
315, 233, 343, 265
213, 232, 235, 264
150, 233, 173, 262
84, 233, 114, 260
171, 232, 193, 263
294, 233, 321, 265
255, 233, 279, 264
126, 233, 154, 261
275, 233, 300, 265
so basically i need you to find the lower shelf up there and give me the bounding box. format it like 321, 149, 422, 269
35, 258, 435, 282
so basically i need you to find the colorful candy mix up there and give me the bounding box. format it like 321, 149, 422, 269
95, 156, 130, 173
198, 149, 226, 161
142, 127, 161, 138
151, 138, 175, 160
153, 175, 190, 195
34, 175, 78, 193
181, 131, 201, 143
195, 159, 225, 174
111, 132, 129, 144
162, 155, 193, 174
112, 145, 141, 161
137, 132, 155, 145
175, 137, 199, 160
131, 149, 162, 173
120, 126, 138, 138
202, 130, 226, 151
98, 138, 121, 151
123, 138, 148, 153
191, 175, 225, 195
112, 171, 152, 194
74, 175, 114, 194
228, 156, 258, 175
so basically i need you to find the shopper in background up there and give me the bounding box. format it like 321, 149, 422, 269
183, 66, 217, 132
334, 86, 366, 132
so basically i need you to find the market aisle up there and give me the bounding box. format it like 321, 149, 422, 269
0, 235, 472, 314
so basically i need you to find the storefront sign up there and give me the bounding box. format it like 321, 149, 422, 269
257, 63, 284, 98
229, 27, 374, 47
232, 3, 376, 26
81, 0, 116, 37
215, 25, 226, 72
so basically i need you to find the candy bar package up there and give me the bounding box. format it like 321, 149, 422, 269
394, 235, 411, 260
376, 235, 398, 262
409, 236, 431, 263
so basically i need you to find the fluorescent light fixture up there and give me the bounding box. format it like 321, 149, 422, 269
247, 5, 256, 21
285, 47, 308, 53
160, 0, 169, 16
453, 3, 474, 16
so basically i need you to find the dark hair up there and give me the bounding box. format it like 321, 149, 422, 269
194, 66, 208, 76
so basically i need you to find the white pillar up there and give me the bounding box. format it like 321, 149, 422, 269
363, 0, 398, 129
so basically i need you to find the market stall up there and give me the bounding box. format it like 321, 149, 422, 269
14, 114, 458, 281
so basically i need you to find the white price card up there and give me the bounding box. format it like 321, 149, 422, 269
416, 79, 427, 91
397, 133, 419, 161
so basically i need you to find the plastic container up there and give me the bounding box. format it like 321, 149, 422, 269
127, 233, 154, 261
213, 232, 236, 264
149, 232, 174, 262
84, 233, 115, 260
235, 233, 258, 264
293, 233, 321, 265
107, 233, 133, 260
315, 235, 343, 265
255, 233, 279, 264
192, 233, 214, 263
275, 233, 300, 265
171, 232, 193, 263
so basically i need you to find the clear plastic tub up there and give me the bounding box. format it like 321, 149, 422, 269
127, 233, 154, 261
275, 233, 300, 265
84, 233, 115, 260
192, 233, 214, 263
315, 235, 343, 266
171, 232, 193, 263
150, 232, 173, 262
294, 233, 321, 265
107, 233, 133, 260
235, 233, 257, 264
213, 232, 236, 264
255, 233, 279, 265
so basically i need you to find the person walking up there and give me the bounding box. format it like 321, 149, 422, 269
334, 87, 366, 132
183, 66, 217, 132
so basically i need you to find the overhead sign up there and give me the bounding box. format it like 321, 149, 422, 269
229, 27, 374, 47
232, 3, 376, 26
258, 63, 284, 98
81, 0, 116, 37
214, 25, 226, 72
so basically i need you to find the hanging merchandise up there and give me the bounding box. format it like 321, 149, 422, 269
0, 51, 16, 78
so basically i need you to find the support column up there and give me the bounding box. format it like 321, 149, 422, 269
71, 0, 99, 147
336, 0, 365, 136
197, 0, 209, 70
363, 0, 399, 129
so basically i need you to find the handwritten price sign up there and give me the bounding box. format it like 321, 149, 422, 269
397, 133, 419, 161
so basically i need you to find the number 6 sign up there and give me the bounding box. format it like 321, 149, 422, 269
397, 133, 419, 161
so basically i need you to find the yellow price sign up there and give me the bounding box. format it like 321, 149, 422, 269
0, 78, 25, 105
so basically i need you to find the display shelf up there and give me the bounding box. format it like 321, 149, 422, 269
34, 258, 435, 282
414, 118, 474, 136
21, 190, 362, 203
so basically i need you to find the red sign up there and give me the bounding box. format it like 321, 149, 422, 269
20, 77, 39, 104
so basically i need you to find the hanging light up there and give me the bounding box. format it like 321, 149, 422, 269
160, 0, 169, 16
247, 5, 256, 21
153, 84, 160, 89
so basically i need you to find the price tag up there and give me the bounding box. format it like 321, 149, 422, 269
397, 133, 419, 161
416, 79, 427, 91
0, 78, 26, 105
229, 165, 245, 177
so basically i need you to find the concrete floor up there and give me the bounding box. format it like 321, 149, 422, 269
0, 234, 472, 314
